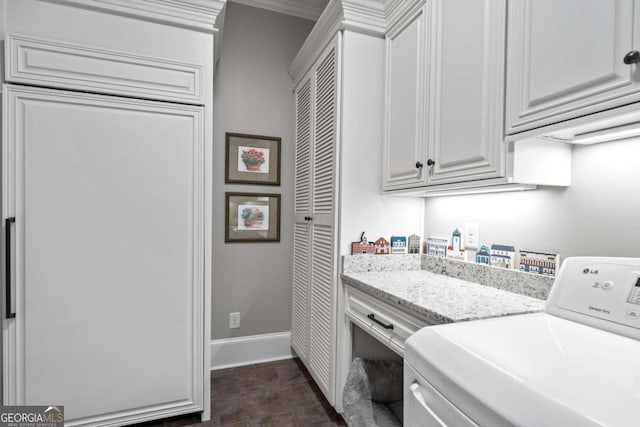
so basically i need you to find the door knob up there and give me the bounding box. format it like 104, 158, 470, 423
624, 50, 640, 65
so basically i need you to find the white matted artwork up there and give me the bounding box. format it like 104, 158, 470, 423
225, 133, 281, 185
237, 146, 270, 174
237, 204, 270, 231
225, 192, 281, 242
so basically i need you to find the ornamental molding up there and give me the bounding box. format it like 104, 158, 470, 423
288, 0, 386, 83
229, 0, 326, 21
40, 0, 227, 33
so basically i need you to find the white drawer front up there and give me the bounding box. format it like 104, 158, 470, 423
345, 286, 429, 356
6, 33, 203, 104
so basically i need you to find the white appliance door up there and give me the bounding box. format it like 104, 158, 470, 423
2, 85, 204, 426
405, 314, 640, 427
404, 362, 478, 427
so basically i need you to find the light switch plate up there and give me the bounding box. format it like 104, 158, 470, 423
229, 312, 240, 329
465, 222, 479, 250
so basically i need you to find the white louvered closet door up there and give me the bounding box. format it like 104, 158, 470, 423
292, 77, 312, 363
291, 35, 340, 406
309, 39, 338, 404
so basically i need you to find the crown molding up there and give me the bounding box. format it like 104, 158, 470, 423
342, 0, 385, 34
40, 0, 227, 33
384, 0, 424, 28
229, 0, 325, 21
288, 0, 385, 84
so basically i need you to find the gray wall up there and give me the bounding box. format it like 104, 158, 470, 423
423, 138, 640, 260
212, 3, 314, 339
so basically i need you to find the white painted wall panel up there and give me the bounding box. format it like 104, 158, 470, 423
340, 31, 423, 254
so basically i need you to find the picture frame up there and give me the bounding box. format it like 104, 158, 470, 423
225, 192, 281, 243
225, 132, 281, 185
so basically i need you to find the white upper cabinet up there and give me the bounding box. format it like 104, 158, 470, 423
383, 0, 506, 190
506, 0, 640, 134
428, 0, 506, 184
383, 6, 427, 189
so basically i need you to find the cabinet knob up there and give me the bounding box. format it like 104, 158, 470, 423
415, 161, 423, 169
304, 216, 313, 221
624, 50, 640, 65
427, 159, 436, 167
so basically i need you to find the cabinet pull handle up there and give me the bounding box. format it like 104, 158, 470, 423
415, 161, 423, 169
5, 217, 15, 319
367, 313, 393, 329
426, 158, 436, 167
624, 50, 640, 64
304, 216, 313, 222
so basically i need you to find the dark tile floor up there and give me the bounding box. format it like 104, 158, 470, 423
140, 358, 346, 427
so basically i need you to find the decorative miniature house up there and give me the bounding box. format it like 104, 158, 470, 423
447, 229, 466, 261
427, 237, 448, 258
408, 234, 421, 254
374, 237, 390, 255
351, 232, 376, 255
476, 245, 491, 265
451, 229, 462, 251
390, 236, 407, 254
519, 250, 559, 276
490, 244, 516, 269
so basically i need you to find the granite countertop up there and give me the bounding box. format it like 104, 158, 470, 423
342, 270, 546, 325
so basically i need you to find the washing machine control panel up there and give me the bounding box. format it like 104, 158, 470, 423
627, 278, 640, 305
546, 257, 640, 340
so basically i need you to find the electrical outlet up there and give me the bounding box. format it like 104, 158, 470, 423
229, 312, 240, 329
465, 222, 479, 250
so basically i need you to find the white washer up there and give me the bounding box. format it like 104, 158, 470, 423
404, 257, 640, 427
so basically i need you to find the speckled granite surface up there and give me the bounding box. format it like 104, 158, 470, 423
342, 254, 422, 273
343, 254, 555, 300
342, 270, 545, 325
421, 256, 554, 300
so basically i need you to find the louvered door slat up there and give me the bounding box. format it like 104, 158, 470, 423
310, 224, 334, 392
313, 47, 336, 215
295, 79, 312, 215
291, 222, 309, 360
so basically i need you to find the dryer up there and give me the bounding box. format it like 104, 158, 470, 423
404, 257, 640, 426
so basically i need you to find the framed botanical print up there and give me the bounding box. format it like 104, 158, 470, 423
225, 192, 281, 242
225, 132, 281, 185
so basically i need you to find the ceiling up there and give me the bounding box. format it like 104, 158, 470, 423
229, 0, 331, 21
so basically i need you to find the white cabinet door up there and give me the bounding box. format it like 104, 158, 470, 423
291, 37, 339, 406
3, 85, 204, 426
308, 42, 338, 404
506, 0, 640, 134
292, 77, 312, 364
383, 0, 506, 191
382, 7, 428, 190
428, 0, 506, 184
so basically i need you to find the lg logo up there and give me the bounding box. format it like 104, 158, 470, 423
583, 268, 599, 275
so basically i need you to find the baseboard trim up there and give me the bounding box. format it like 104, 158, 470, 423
210, 331, 293, 370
